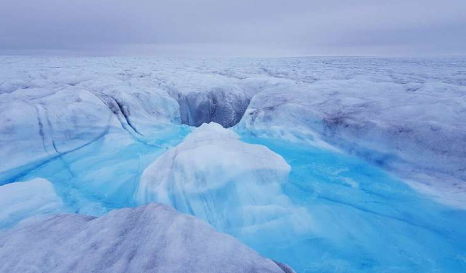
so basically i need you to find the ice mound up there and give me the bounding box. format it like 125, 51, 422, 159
0, 203, 292, 273
0, 178, 65, 228
136, 123, 310, 235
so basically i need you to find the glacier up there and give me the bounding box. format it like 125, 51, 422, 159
0, 56, 465, 273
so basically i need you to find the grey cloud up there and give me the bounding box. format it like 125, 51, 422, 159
0, 0, 465, 56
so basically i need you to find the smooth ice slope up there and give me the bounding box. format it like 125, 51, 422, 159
0, 203, 292, 273
136, 123, 310, 236
0, 178, 65, 228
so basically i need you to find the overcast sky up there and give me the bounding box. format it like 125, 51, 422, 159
0, 0, 465, 56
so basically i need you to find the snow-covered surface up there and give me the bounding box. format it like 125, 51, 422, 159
0, 178, 65, 228
1, 56, 466, 273
136, 123, 310, 236
0, 202, 291, 273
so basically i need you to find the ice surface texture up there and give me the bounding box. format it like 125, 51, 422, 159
136, 123, 310, 236
0, 203, 291, 273
238, 73, 466, 207
171, 84, 250, 127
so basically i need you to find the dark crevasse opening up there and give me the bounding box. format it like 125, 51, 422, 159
174, 88, 251, 128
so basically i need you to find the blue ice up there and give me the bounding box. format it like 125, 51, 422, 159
237, 134, 466, 273
1, 125, 465, 273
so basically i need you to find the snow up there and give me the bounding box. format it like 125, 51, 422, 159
0, 178, 65, 228
136, 123, 311, 237
0, 202, 291, 273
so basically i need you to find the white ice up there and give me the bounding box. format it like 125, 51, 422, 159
136, 122, 311, 238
